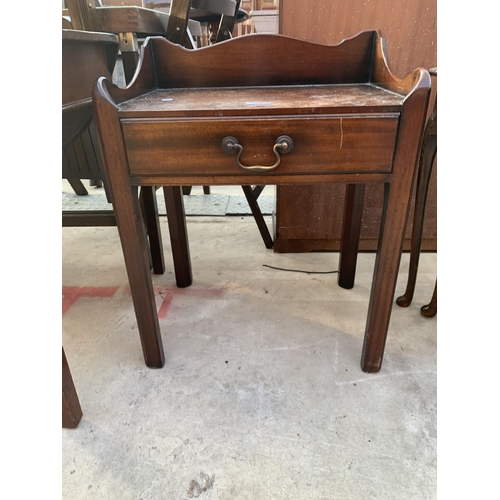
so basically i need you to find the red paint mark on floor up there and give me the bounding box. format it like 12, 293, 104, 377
62, 286, 119, 316
154, 287, 175, 319
123, 284, 226, 319
183, 286, 226, 298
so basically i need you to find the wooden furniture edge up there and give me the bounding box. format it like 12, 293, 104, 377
360, 64, 431, 372
371, 31, 432, 96
62, 28, 119, 44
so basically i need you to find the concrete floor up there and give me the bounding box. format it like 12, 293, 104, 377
62, 184, 437, 500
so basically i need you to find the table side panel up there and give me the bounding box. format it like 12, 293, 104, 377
121, 114, 400, 179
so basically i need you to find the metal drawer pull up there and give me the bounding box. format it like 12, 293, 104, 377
221, 135, 294, 171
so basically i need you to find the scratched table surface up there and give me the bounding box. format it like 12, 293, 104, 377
117, 84, 406, 118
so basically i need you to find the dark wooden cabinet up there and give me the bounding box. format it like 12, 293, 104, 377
275, 0, 437, 253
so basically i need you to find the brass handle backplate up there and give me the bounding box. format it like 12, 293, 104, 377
221, 135, 294, 171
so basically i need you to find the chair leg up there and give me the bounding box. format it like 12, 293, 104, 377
67, 178, 88, 196
338, 183, 366, 289
163, 186, 193, 288
165, 0, 193, 45
396, 133, 437, 307
203, 186, 211, 194
215, 0, 241, 42
62, 348, 83, 429
420, 280, 437, 317
241, 185, 274, 249
139, 186, 166, 275
252, 185, 265, 199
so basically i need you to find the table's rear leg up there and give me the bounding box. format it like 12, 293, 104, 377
163, 186, 193, 288
338, 183, 365, 289
140, 186, 166, 275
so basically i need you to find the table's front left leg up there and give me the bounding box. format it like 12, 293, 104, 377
116, 185, 165, 368
93, 80, 165, 368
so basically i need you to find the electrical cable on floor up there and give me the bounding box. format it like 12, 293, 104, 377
262, 264, 339, 274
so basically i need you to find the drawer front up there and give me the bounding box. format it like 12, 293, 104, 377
121, 115, 399, 177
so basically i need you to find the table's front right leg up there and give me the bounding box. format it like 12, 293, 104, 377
361, 182, 407, 373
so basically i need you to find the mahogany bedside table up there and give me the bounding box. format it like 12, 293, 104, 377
92, 31, 431, 373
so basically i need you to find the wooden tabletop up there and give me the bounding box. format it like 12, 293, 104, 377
117, 84, 405, 118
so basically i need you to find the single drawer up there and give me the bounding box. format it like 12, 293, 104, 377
121, 114, 399, 177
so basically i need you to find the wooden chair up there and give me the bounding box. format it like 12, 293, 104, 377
143, 0, 248, 44
64, 0, 203, 83
62, 29, 167, 274
396, 68, 437, 317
